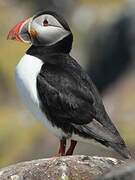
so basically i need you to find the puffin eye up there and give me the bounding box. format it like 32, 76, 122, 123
43, 19, 49, 26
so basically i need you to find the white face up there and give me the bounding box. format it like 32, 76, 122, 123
30, 14, 70, 46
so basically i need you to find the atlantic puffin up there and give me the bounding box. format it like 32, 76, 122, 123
7, 11, 130, 158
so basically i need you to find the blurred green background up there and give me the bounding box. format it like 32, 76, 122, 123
0, 0, 135, 168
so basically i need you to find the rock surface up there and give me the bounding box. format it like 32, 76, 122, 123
0, 155, 123, 180
98, 162, 135, 180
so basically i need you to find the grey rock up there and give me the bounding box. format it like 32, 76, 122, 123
0, 155, 123, 180
98, 162, 135, 180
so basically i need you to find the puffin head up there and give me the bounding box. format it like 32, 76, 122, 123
7, 11, 73, 50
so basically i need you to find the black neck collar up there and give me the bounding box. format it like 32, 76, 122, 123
26, 34, 73, 62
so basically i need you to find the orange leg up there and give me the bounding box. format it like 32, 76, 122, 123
66, 140, 77, 155
49, 139, 66, 158
58, 139, 66, 156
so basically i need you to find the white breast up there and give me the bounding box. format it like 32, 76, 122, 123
15, 54, 66, 139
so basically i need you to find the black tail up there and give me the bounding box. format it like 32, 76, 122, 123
73, 119, 131, 159
107, 142, 131, 159
95, 112, 131, 159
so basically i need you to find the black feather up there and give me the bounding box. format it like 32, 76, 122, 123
26, 11, 130, 158
35, 53, 130, 158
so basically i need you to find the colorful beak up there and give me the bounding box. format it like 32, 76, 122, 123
7, 18, 32, 43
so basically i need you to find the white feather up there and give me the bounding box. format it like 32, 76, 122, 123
15, 54, 66, 138
15, 54, 94, 144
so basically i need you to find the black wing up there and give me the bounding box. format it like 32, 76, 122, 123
37, 54, 117, 129
37, 56, 97, 125
37, 55, 130, 158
